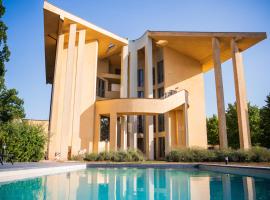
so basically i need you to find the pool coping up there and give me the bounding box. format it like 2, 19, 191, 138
0, 162, 269, 183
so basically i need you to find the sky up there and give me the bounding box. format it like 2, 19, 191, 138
3, 0, 270, 120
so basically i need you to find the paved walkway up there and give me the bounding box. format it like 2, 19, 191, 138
0, 161, 84, 172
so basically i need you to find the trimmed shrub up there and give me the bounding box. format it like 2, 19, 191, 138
0, 121, 47, 162
166, 147, 270, 162
83, 149, 144, 162
84, 153, 98, 161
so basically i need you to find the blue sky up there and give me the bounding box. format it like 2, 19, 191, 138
3, 0, 270, 120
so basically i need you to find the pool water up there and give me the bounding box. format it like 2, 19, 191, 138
0, 168, 269, 199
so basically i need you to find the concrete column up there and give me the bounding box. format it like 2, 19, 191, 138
120, 116, 127, 150
155, 114, 159, 159
120, 46, 128, 151
165, 112, 172, 155
71, 29, 86, 155
231, 40, 251, 149
129, 45, 138, 149
48, 18, 64, 159
121, 45, 128, 98
110, 113, 118, 151
60, 23, 77, 159
212, 37, 228, 149
93, 114, 100, 153
145, 37, 154, 160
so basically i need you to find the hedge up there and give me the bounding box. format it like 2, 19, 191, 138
72, 149, 145, 162
166, 147, 270, 162
0, 121, 47, 162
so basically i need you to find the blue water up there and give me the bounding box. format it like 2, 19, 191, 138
0, 168, 269, 200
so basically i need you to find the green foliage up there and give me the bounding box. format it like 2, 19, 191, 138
83, 149, 144, 162
260, 93, 270, 148
0, 0, 10, 88
206, 114, 219, 145
0, 121, 47, 162
207, 103, 262, 148
0, 1, 25, 122
166, 147, 270, 162
0, 88, 25, 123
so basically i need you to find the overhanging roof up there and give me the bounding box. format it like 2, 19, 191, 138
43, 2, 128, 83
148, 31, 267, 72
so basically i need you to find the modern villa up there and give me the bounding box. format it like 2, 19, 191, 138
43, 2, 266, 160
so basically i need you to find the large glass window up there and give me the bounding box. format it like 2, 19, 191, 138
96, 78, 105, 97
158, 114, 165, 132
138, 69, 144, 87
157, 60, 164, 84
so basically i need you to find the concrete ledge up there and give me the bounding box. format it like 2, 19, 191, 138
198, 164, 270, 179
86, 163, 199, 169
0, 163, 86, 183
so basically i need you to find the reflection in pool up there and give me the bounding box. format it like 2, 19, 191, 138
0, 168, 269, 199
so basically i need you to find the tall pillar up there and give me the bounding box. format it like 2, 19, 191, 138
129, 45, 138, 149
71, 29, 86, 155
110, 113, 118, 151
60, 23, 77, 159
212, 37, 228, 149
231, 40, 251, 149
120, 46, 128, 150
93, 114, 100, 153
145, 37, 154, 160
48, 18, 64, 159
165, 112, 172, 155
120, 116, 127, 150
155, 114, 159, 159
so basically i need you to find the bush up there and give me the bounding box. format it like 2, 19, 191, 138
84, 153, 98, 161
166, 147, 270, 162
0, 121, 47, 162
83, 149, 144, 162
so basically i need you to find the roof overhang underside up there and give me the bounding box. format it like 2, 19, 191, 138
148, 31, 267, 72
43, 2, 128, 84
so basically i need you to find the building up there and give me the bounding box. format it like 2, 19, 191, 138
43, 2, 266, 160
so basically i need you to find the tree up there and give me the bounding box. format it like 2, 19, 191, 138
260, 94, 270, 148
0, 1, 24, 123
206, 115, 219, 145
226, 102, 261, 149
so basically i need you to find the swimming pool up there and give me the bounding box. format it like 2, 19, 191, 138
0, 167, 269, 199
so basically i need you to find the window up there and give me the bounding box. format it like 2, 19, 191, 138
138, 69, 144, 87
96, 78, 105, 97
115, 68, 121, 75
158, 114, 165, 132
153, 115, 156, 133
157, 60, 164, 84
152, 67, 155, 85
138, 115, 144, 133
158, 87, 164, 98
138, 91, 144, 98
100, 116, 109, 141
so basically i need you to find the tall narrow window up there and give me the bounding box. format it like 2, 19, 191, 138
138, 91, 144, 98
158, 114, 165, 132
158, 87, 164, 98
138, 69, 144, 87
96, 78, 105, 97
152, 67, 155, 85
157, 60, 164, 84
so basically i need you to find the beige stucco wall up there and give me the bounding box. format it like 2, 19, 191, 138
163, 46, 207, 148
